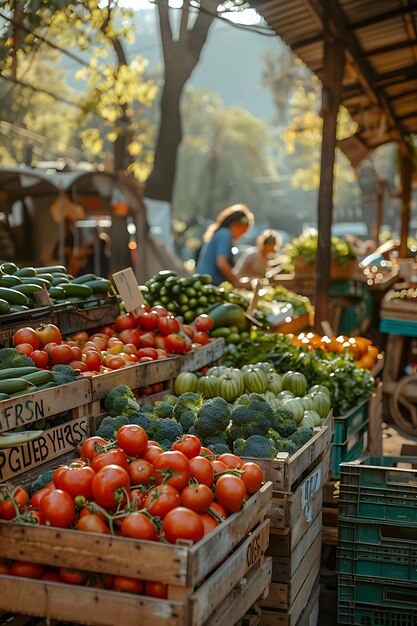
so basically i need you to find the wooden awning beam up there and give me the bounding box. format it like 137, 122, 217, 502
350, 5, 417, 31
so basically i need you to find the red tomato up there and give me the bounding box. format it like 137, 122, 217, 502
59, 568, 88, 585
0, 559, 10, 575
165, 334, 188, 354
137, 312, 158, 330
53, 463, 96, 499
113, 576, 144, 594
194, 315, 214, 332
128, 459, 154, 485
211, 460, 228, 474
173, 434, 201, 460
99, 326, 116, 337
84, 351, 102, 371
83, 341, 101, 353
143, 445, 163, 464
50, 344, 73, 364
91, 337, 108, 351
92, 465, 131, 509
29, 349, 49, 368
193, 331, 210, 346
145, 581, 168, 599
129, 489, 146, 510
123, 343, 138, 355
182, 324, 195, 340
215, 475, 246, 514
200, 447, 214, 457
76, 514, 110, 534
69, 360, 88, 372
40, 490, 75, 528
217, 454, 243, 469
181, 484, 213, 514
13, 327, 40, 349
153, 451, 191, 492
190, 456, 214, 487
40, 570, 64, 582
240, 462, 264, 494
30, 485, 54, 508
121, 512, 158, 540
106, 356, 125, 370
118, 329, 142, 347
81, 436, 107, 461
199, 513, 218, 536
154, 336, 166, 350
10, 561, 45, 579
70, 345, 82, 361
26, 509, 44, 525
14, 343, 34, 356
36, 323, 62, 347
139, 331, 156, 348
44, 341, 58, 356
144, 484, 180, 518
79, 503, 107, 523
115, 313, 137, 331
156, 316, 180, 335
163, 507, 204, 544
0, 486, 29, 520
209, 502, 227, 520
72, 331, 89, 343
117, 425, 148, 456
151, 383, 164, 394
91, 448, 129, 473
136, 347, 158, 360
150, 305, 169, 317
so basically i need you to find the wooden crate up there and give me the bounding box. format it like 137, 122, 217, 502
90, 357, 181, 401
0, 483, 272, 626
368, 380, 383, 455
180, 338, 225, 373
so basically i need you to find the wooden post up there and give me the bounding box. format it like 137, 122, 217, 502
399, 153, 412, 258
314, 39, 345, 331
373, 179, 385, 243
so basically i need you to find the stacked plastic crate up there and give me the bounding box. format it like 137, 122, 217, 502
337, 456, 417, 625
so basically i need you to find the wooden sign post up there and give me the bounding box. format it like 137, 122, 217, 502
112, 268, 144, 314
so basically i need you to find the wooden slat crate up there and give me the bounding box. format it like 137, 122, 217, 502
0, 483, 272, 626
90, 357, 181, 401
180, 338, 225, 373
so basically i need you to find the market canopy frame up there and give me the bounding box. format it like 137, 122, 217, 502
251, 0, 417, 327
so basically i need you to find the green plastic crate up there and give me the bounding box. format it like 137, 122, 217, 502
339, 574, 417, 611
339, 519, 417, 545
331, 425, 368, 480
337, 537, 417, 582
339, 456, 417, 524
380, 317, 417, 337
338, 600, 416, 625
334, 398, 369, 444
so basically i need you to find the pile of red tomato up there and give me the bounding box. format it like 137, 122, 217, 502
12, 307, 214, 374
0, 427, 263, 597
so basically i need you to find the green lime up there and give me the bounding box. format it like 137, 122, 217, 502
226, 333, 240, 344
166, 302, 176, 312
198, 295, 208, 306
188, 298, 197, 308
186, 287, 197, 298
195, 307, 205, 316
184, 310, 195, 322
178, 293, 188, 305
160, 296, 170, 304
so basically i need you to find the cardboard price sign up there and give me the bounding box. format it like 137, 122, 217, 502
112, 268, 144, 313
0, 417, 89, 481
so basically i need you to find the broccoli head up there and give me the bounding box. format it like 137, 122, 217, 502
229, 393, 274, 441
30, 469, 55, 497
96, 415, 129, 439
149, 418, 182, 449
233, 435, 277, 459
0, 348, 36, 370
202, 434, 230, 450
275, 439, 298, 456
289, 427, 313, 449
178, 409, 197, 433
270, 408, 298, 438
211, 443, 231, 455
51, 364, 79, 385
153, 402, 174, 419
194, 397, 231, 438
173, 392, 203, 420
104, 385, 137, 414
107, 396, 140, 418
128, 413, 154, 432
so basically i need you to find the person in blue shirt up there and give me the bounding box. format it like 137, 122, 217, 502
196, 204, 254, 286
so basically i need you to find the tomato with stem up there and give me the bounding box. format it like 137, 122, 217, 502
153, 451, 190, 492
40, 490, 75, 528
80, 436, 107, 461
215, 475, 246, 514
128, 459, 154, 486
91, 448, 129, 473
117, 424, 148, 456
53, 463, 95, 500
190, 456, 214, 488
76, 514, 110, 535
144, 484, 180, 518
173, 434, 201, 460
181, 484, 213, 514
121, 512, 158, 540
92, 465, 130, 509
162, 507, 204, 545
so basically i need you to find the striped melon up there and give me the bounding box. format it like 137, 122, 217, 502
173, 372, 198, 395
244, 368, 268, 393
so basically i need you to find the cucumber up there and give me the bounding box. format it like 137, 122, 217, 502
60, 283, 93, 297
0, 379, 30, 394
34, 265, 67, 274
0, 299, 10, 315
35, 273, 53, 283
0, 288, 29, 306
0, 393, 9, 401
0, 275, 22, 287
72, 273, 97, 284
9, 305, 30, 313
15, 267, 37, 277
154, 270, 177, 282
31, 381, 57, 391
51, 276, 70, 286
21, 371, 54, 385
20, 277, 51, 288
0, 367, 39, 380
65, 274, 75, 281
0, 262, 18, 274
13, 284, 43, 295
84, 279, 112, 294
48, 286, 66, 299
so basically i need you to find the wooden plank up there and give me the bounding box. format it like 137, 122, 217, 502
322, 526, 338, 546
368, 380, 383, 455
0, 416, 90, 481
190, 520, 270, 626
383, 334, 405, 386
0, 379, 92, 432
204, 559, 272, 626
268, 513, 322, 563
180, 339, 225, 373
90, 357, 180, 400
0, 576, 186, 626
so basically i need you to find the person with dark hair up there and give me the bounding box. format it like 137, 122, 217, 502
234, 229, 281, 279
196, 204, 254, 286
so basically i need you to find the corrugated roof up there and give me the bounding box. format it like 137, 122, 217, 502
251, 0, 417, 154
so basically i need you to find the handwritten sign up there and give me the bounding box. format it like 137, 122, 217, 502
112, 268, 144, 313
302, 466, 322, 523
0, 417, 89, 481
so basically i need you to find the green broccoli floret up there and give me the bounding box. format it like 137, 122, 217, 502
202, 435, 230, 450
289, 427, 313, 449
270, 408, 298, 438
194, 397, 231, 438
211, 443, 231, 455
187, 425, 198, 437
29, 469, 55, 496
150, 418, 182, 448
173, 392, 203, 420
104, 385, 138, 415
233, 435, 277, 459
0, 348, 36, 370
128, 413, 153, 431
108, 395, 140, 418
153, 402, 174, 419
96, 415, 129, 439
229, 393, 274, 441
275, 439, 298, 456
51, 364, 80, 385
178, 409, 197, 432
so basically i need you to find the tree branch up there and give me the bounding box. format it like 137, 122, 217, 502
179, 0, 190, 40
157, 1, 174, 64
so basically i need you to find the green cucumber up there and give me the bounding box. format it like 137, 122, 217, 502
0, 275, 22, 287
84, 279, 112, 294
154, 270, 177, 282
48, 286, 66, 299
0, 299, 10, 315
0, 379, 30, 394
15, 267, 37, 277
8, 305, 30, 313
60, 283, 93, 297
33, 382, 57, 391
21, 371, 54, 385
13, 284, 43, 295
0, 367, 39, 380
72, 273, 97, 284
51, 276, 70, 286
34, 265, 67, 274
65, 274, 75, 281
0, 288, 29, 306
0, 262, 18, 275
20, 277, 51, 288
0, 393, 9, 401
